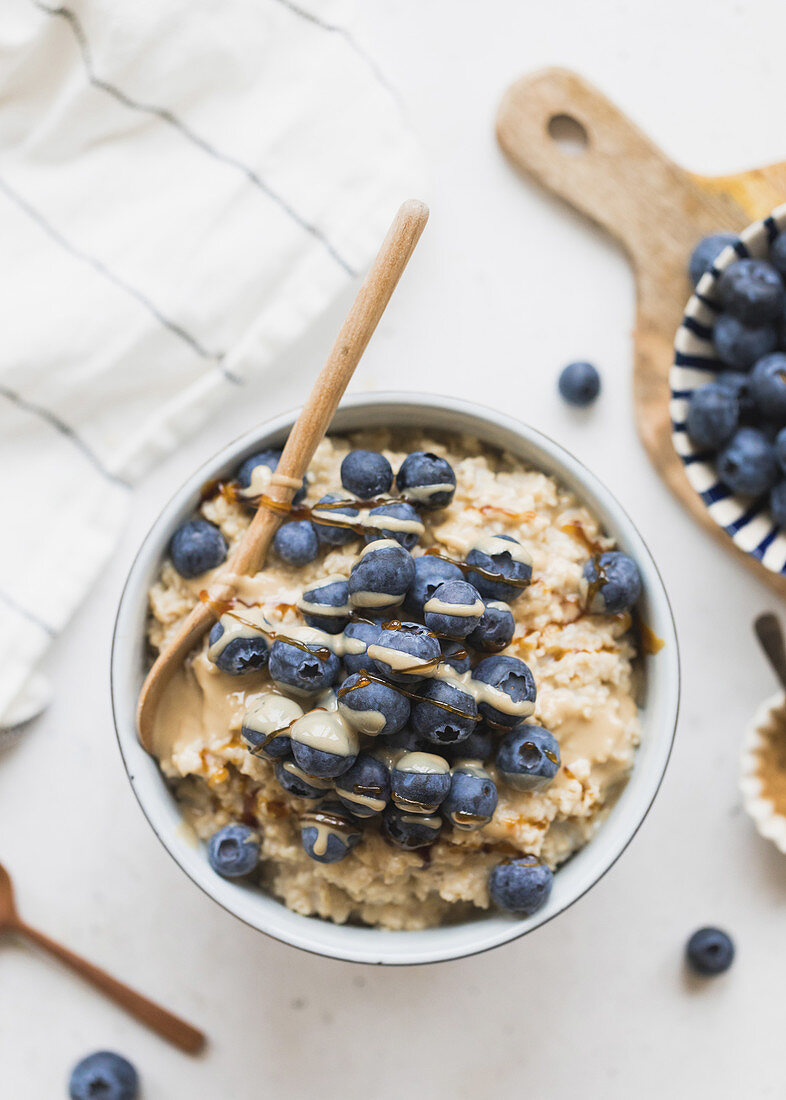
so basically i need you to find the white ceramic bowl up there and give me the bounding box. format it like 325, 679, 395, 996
111, 393, 680, 965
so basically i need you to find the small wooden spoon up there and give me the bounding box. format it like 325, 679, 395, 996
755, 613, 786, 693
137, 199, 429, 752
0, 861, 205, 1053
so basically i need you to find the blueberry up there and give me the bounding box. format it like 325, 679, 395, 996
208, 618, 269, 675
776, 427, 786, 474
237, 449, 306, 504
423, 579, 484, 639
686, 927, 735, 976
489, 855, 554, 916
467, 600, 515, 652
207, 824, 260, 878
348, 542, 415, 613
275, 757, 333, 799
290, 709, 358, 778
396, 451, 456, 509
465, 534, 533, 602
582, 551, 642, 614
713, 314, 777, 370
411, 679, 478, 747
750, 352, 786, 422
685, 383, 739, 451
300, 801, 362, 863
371, 621, 441, 684
405, 554, 463, 616
771, 233, 786, 277
557, 361, 601, 407
445, 722, 495, 763
440, 639, 471, 674
363, 501, 424, 550
241, 695, 303, 760
717, 427, 779, 496
771, 480, 786, 528
298, 577, 351, 634
716, 371, 757, 422
335, 753, 391, 817
169, 519, 227, 579
69, 1052, 138, 1100
340, 449, 394, 499
273, 520, 319, 566
269, 640, 340, 694
383, 725, 430, 755
391, 751, 451, 813
442, 762, 498, 829
717, 258, 784, 325
472, 654, 537, 726
311, 493, 360, 545
337, 671, 410, 736
688, 233, 738, 286
341, 618, 383, 675
382, 805, 443, 849
496, 724, 560, 790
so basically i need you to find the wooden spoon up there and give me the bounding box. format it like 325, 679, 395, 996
754, 612, 786, 692
0, 860, 205, 1053
137, 200, 429, 751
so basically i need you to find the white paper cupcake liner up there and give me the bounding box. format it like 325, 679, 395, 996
741, 692, 786, 853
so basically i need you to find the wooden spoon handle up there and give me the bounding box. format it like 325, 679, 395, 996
496, 68, 741, 266
755, 613, 786, 692
17, 920, 205, 1054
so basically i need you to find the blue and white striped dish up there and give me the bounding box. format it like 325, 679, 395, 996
670, 202, 786, 574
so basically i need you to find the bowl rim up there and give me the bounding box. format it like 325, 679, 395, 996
111, 391, 680, 965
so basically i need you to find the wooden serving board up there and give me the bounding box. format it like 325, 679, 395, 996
497, 67, 786, 596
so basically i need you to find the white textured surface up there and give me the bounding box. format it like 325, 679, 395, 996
3, 0, 786, 1095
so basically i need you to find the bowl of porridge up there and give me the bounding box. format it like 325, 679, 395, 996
111, 392, 679, 964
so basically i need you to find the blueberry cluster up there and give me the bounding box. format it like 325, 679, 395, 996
685, 234, 786, 525
176, 446, 642, 918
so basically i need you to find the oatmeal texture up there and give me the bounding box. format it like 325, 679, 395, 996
148, 430, 642, 930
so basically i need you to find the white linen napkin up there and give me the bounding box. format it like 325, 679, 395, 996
0, 0, 422, 728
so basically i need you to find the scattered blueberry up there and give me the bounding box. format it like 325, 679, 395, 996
169, 519, 227, 579
207, 824, 260, 878
396, 451, 456, 509
311, 493, 360, 545
423, 579, 484, 639
558, 361, 601, 407
467, 599, 515, 652
489, 855, 554, 916
382, 804, 443, 849
717, 427, 779, 496
688, 233, 738, 286
340, 449, 393, 499
363, 501, 424, 550
337, 671, 410, 736
750, 352, 786, 421
472, 654, 537, 726
371, 621, 441, 684
391, 751, 451, 813
686, 927, 735, 975
770, 480, 786, 528
269, 639, 340, 694
300, 802, 362, 863
335, 753, 391, 817
290, 710, 358, 778
341, 618, 383, 676
404, 554, 463, 616
445, 722, 495, 763
713, 314, 777, 370
686, 383, 739, 450
275, 758, 333, 799
411, 679, 478, 747
241, 695, 303, 760
440, 639, 471, 674
273, 520, 319, 566
208, 619, 269, 675
496, 724, 560, 790
348, 542, 415, 612
237, 449, 306, 504
383, 726, 430, 755
717, 258, 784, 325
465, 534, 533, 602
298, 577, 351, 634
442, 762, 498, 829
582, 551, 642, 614
69, 1052, 139, 1100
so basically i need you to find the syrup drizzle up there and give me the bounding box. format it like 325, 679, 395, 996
422, 547, 531, 591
